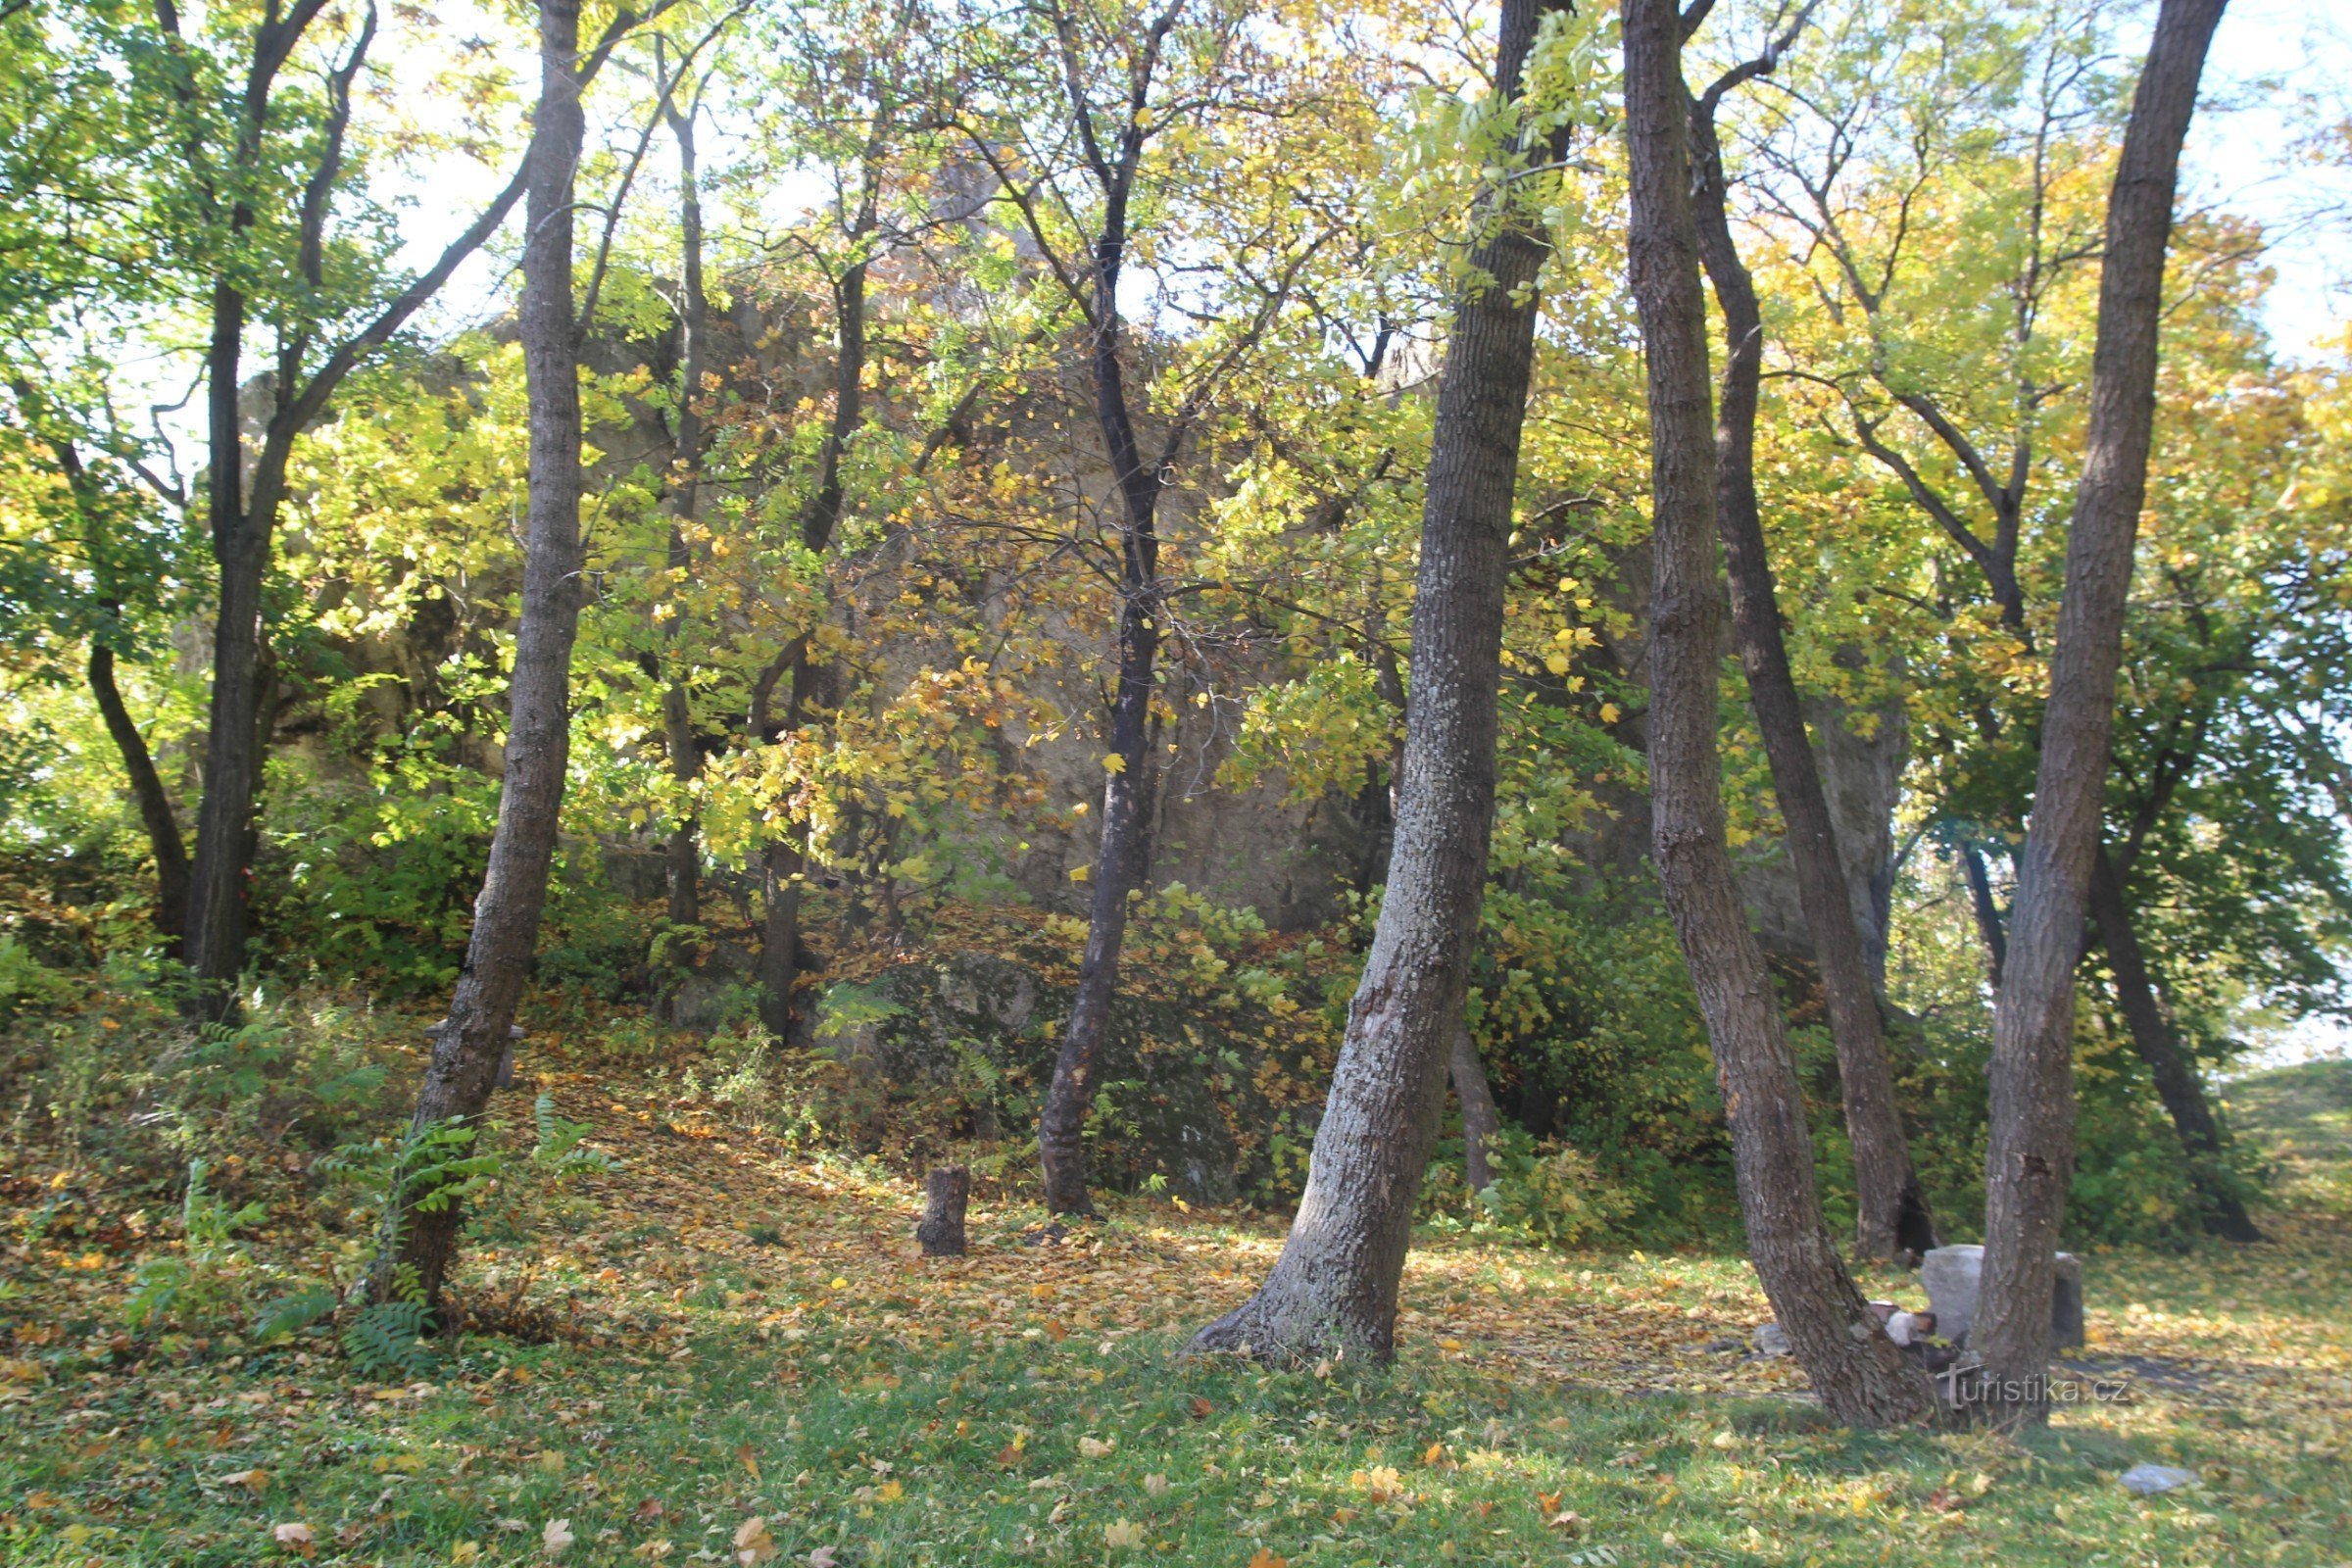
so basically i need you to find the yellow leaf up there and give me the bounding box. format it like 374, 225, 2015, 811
1544, 652, 1572, 676
1080, 1436, 1116, 1458
1069, 864, 1092, 883
1104, 1519, 1146, 1548
877, 1480, 904, 1503
1599, 703, 1620, 724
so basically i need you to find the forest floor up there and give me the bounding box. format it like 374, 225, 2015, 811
3, 1044, 2347, 1568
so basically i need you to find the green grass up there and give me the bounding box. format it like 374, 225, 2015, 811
8, 1316, 2347, 1567
4, 1056, 2348, 1566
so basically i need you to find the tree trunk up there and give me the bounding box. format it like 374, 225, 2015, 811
918, 1164, 970, 1256
385, 0, 589, 1314
1689, 81, 1936, 1263
1623, 0, 1933, 1428
1034, 128, 1174, 1220
756, 259, 866, 1039
181, 311, 268, 1011
88, 640, 190, 943
2087, 847, 2262, 1240
1974, 0, 2225, 1426
1450, 1024, 1500, 1194
662, 95, 709, 930
1961, 838, 2008, 990
1183, 0, 1564, 1362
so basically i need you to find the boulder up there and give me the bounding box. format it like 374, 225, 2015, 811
2118, 1464, 2197, 1496
1922, 1245, 2083, 1348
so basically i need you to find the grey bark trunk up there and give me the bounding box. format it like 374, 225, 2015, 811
662, 98, 709, 930
1450, 1025, 1500, 1194
384, 0, 589, 1313
1974, 0, 2226, 1426
1623, 0, 1933, 1428
2087, 848, 2261, 1239
1689, 85, 1935, 1262
1183, 0, 1565, 1362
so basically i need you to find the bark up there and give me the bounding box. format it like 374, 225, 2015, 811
89, 640, 191, 943
1974, 0, 2226, 1426
1961, 838, 2008, 990
1450, 1024, 1501, 1194
24, 420, 191, 943
917, 1164, 971, 1256
661, 93, 709, 929
756, 256, 867, 1039
2088, 848, 2262, 1240
1690, 75, 1936, 1263
384, 0, 590, 1313
1623, 0, 1933, 1427
1184, 0, 1564, 1362
1033, 11, 1179, 1216
171, 2, 530, 1015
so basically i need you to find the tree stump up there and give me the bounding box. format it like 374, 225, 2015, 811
917, 1165, 969, 1257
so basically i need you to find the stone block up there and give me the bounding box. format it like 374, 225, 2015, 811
1922, 1245, 2082, 1348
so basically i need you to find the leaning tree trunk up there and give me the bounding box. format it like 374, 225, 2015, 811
384, 0, 589, 1314
1973, 0, 2227, 1426
1623, 0, 1933, 1428
1184, 0, 1565, 1361
2087, 850, 2262, 1240
89, 639, 191, 944
1689, 88, 1936, 1262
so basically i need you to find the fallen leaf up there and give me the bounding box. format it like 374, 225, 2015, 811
273, 1521, 316, 1558
1247, 1551, 1287, 1568
632, 1540, 673, 1560
808, 1550, 838, 1568
1104, 1518, 1146, 1548
1079, 1436, 1116, 1458
1189, 1396, 1214, 1420
1143, 1473, 1169, 1497
543, 1518, 575, 1558
635, 1497, 667, 1522
877, 1479, 905, 1502
733, 1516, 779, 1565
226, 1468, 270, 1494
737, 1444, 760, 1481
1548, 1509, 1588, 1536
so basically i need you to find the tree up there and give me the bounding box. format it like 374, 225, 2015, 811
1186, 0, 1585, 1362
153, 0, 535, 1014
387, 0, 665, 1312
1972, 0, 2227, 1426
1621, 0, 1932, 1426
940, 0, 1331, 1213
1686, 1, 1935, 1261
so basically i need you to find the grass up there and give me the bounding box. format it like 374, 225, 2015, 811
4, 1054, 2349, 1567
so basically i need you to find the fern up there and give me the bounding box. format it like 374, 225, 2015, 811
251, 1285, 339, 1342
341, 1298, 435, 1379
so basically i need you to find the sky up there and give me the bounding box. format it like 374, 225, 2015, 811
2187, 0, 2352, 357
